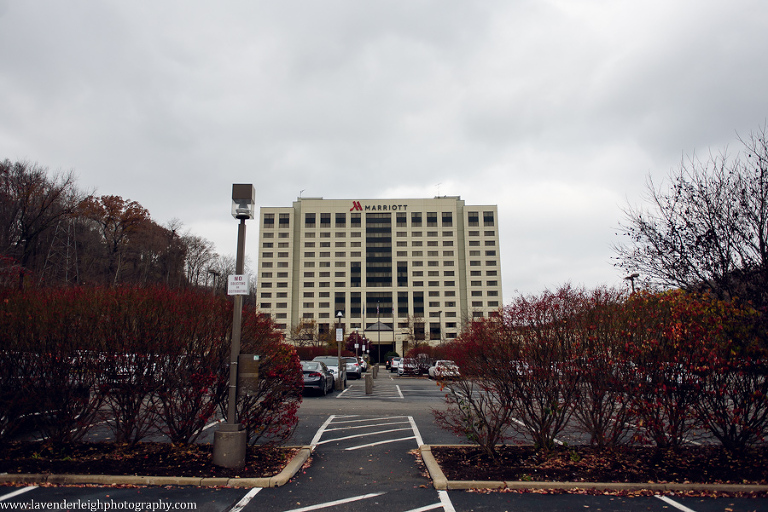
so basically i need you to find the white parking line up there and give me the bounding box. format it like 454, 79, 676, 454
438, 490, 456, 512
346, 436, 417, 450
332, 415, 405, 424
227, 488, 261, 512
655, 495, 698, 512
283, 492, 385, 512
310, 414, 337, 449
315, 427, 413, 446
404, 503, 443, 512
0, 486, 37, 501
325, 420, 409, 432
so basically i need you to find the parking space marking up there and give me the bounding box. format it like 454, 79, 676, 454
437, 490, 456, 512
0, 486, 37, 501
315, 427, 413, 446
403, 504, 443, 512
655, 495, 698, 512
325, 420, 410, 433
310, 414, 338, 449
282, 492, 385, 512
226, 488, 261, 512
345, 435, 417, 451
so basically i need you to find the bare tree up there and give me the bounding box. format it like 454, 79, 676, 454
614, 124, 768, 311
0, 160, 86, 283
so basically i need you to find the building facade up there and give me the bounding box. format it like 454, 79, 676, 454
256, 196, 502, 359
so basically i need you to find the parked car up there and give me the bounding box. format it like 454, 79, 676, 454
344, 357, 363, 379
389, 356, 402, 373
398, 357, 421, 376
312, 356, 348, 387
301, 360, 335, 395
428, 360, 460, 380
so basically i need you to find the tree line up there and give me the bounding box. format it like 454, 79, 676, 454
0, 159, 235, 290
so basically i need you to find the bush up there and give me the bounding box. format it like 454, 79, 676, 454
0, 286, 302, 448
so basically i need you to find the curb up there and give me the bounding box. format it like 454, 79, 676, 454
419, 445, 768, 493
0, 446, 312, 488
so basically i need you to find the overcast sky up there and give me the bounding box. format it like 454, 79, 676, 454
2, 1, 767, 303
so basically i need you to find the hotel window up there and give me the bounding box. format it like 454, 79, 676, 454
442, 212, 452, 227
263, 214, 275, 228
396, 212, 407, 227
411, 212, 422, 227
304, 272, 315, 278
304, 252, 315, 257
263, 232, 273, 239
279, 213, 290, 227
262, 262, 273, 268
320, 213, 331, 227
336, 213, 346, 227
486, 250, 497, 256
468, 211, 479, 227
304, 261, 315, 267
351, 213, 361, 227
262, 252, 273, 258
277, 262, 288, 268
483, 211, 495, 227
427, 212, 437, 227
278, 252, 288, 258
485, 240, 496, 246
305, 213, 316, 228
484, 230, 495, 237
261, 272, 272, 278
305, 242, 315, 247
263, 242, 273, 248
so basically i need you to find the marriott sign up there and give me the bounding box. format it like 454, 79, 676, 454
350, 201, 409, 212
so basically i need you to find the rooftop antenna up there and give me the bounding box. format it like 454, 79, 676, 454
436, 183, 442, 197
299, 189, 305, 199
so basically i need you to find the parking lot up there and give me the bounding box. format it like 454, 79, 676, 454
2, 373, 766, 511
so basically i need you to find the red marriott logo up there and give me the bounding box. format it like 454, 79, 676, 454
350, 201, 363, 211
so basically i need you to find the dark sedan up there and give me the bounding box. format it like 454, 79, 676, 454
301, 360, 335, 396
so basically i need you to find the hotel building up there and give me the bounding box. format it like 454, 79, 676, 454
256, 196, 502, 358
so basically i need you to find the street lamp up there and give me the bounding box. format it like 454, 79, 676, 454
336, 310, 344, 390
625, 272, 639, 294
212, 184, 255, 470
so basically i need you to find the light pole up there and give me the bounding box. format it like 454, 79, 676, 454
336, 310, 344, 390
625, 272, 639, 294
208, 268, 220, 295
212, 184, 255, 470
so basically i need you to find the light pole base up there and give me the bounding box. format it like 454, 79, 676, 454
212, 423, 247, 469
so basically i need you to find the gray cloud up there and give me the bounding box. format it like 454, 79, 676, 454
2, 0, 767, 302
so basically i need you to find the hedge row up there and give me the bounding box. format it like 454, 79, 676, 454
0, 286, 302, 446
435, 287, 768, 460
